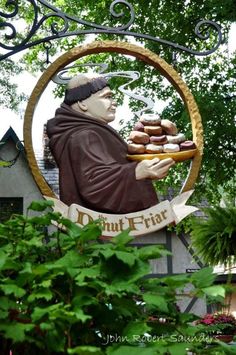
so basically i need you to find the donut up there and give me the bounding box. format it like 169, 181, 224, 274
166, 133, 186, 144
163, 143, 180, 153
133, 121, 144, 132
140, 113, 161, 126
161, 119, 178, 135
144, 126, 163, 135
150, 135, 168, 144
180, 141, 196, 150
129, 131, 150, 144
145, 144, 163, 154
127, 143, 146, 154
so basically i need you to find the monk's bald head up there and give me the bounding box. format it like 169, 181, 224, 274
64, 73, 109, 106
67, 73, 100, 90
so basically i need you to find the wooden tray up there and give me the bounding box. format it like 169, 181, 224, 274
127, 149, 197, 162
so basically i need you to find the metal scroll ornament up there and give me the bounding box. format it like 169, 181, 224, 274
0, 0, 222, 61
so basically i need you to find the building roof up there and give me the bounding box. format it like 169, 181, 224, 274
0, 126, 24, 151
1, 127, 59, 195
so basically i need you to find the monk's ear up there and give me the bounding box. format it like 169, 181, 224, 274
77, 101, 87, 112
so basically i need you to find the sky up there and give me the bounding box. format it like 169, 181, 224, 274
0, 23, 236, 151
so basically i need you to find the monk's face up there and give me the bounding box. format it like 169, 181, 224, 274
82, 87, 117, 124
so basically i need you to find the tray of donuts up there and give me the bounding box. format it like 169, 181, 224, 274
126, 114, 197, 162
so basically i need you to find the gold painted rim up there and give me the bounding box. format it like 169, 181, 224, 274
23, 40, 203, 198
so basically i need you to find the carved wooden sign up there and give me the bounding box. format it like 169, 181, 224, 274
23, 41, 203, 237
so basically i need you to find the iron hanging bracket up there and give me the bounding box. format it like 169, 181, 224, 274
0, 0, 223, 61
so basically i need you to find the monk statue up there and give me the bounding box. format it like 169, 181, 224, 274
46, 73, 175, 214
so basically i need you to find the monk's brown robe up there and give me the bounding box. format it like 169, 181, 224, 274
47, 103, 158, 213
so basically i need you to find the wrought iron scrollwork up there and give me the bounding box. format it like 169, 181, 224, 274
0, 0, 223, 61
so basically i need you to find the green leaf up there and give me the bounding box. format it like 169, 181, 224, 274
143, 293, 169, 312
33, 264, 48, 276
68, 346, 103, 354
75, 266, 101, 285
100, 249, 136, 267
166, 342, 194, 355
0, 296, 17, 311
44, 328, 66, 352
114, 251, 136, 267
39, 279, 52, 288
1, 258, 20, 271
30, 214, 54, 226
123, 321, 151, 339
39, 322, 54, 331
62, 218, 82, 238
191, 267, 216, 288
28, 288, 53, 302
0, 323, 34, 342
103, 281, 140, 296
100, 249, 114, 259
112, 230, 134, 246
202, 285, 225, 298
31, 303, 63, 322
160, 274, 190, 287
73, 308, 92, 323
0, 309, 8, 319
107, 346, 156, 355
0, 250, 7, 270
0, 284, 26, 297
52, 250, 84, 270
79, 222, 102, 242
72, 292, 98, 308
19, 262, 33, 274
21, 236, 43, 247
136, 245, 171, 260
27, 199, 54, 212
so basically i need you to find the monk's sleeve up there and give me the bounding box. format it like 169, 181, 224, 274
68, 130, 157, 213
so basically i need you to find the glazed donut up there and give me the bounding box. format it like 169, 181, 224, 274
150, 135, 168, 144
145, 144, 163, 154
133, 121, 144, 132
128, 143, 146, 154
129, 131, 150, 144
161, 119, 178, 135
180, 140, 196, 150
140, 113, 161, 126
144, 126, 163, 135
166, 133, 186, 144
163, 143, 180, 153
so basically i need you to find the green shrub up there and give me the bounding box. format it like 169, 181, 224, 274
0, 200, 232, 354
190, 205, 236, 267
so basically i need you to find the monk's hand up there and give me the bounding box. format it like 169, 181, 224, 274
135, 157, 175, 180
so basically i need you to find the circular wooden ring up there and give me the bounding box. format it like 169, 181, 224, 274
23, 40, 203, 198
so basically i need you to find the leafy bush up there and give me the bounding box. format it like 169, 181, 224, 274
0, 200, 233, 354
190, 205, 236, 267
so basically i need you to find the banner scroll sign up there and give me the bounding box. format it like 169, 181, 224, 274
44, 190, 198, 237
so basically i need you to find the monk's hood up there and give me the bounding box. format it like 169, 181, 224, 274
47, 103, 125, 164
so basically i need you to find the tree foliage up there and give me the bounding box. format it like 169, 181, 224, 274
0, 200, 232, 354
0, 60, 27, 112
0, 0, 235, 202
